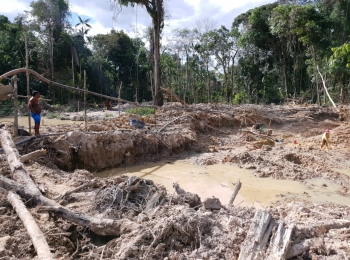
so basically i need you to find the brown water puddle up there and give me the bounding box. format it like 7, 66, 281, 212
0, 116, 75, 127
96, 159, 350, 208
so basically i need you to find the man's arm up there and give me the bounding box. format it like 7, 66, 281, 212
28, 101, 36, 114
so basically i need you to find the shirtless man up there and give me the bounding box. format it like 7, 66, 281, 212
28, 91, 42, 136
321, 129, 330, 149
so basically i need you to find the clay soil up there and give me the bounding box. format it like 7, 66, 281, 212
1, 102, 350, 259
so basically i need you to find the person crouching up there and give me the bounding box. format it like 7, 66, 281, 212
321, 129, 330, 149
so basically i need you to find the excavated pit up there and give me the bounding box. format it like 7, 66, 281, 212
1, 103, 350, 259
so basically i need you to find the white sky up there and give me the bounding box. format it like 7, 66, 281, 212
0, 0, 276, 36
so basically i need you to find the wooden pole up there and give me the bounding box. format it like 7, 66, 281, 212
7, 191, 54, 260
84, 70, 87, 132
13, 76, 18, 137
118, 82, 122, 127
25, 33, 32, 135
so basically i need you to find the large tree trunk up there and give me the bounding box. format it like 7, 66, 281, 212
152, 1, 164, 107
0, 129, 139, 236
7, 191, 54, 260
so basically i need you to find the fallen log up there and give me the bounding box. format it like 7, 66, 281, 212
7, 191, 54, 260
20, 149, 47, 163
0, 129, 139, 236
0, 149, 47, 162
226, 180, 242, 207
0, 171, 139, 236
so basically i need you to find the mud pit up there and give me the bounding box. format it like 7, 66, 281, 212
1, 103, 350, 259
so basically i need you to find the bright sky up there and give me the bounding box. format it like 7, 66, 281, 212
0, 0, 276, 36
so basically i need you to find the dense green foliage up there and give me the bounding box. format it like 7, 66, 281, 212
1, 0, 350, 105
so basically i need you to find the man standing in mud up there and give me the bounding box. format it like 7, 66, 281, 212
28, 90, 42, 136
321, 129, 330, 149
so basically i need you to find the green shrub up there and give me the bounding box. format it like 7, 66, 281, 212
105, 113, 113, 118
126, 107, 155, 116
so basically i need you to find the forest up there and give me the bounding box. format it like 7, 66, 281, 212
1, 0, 350, 106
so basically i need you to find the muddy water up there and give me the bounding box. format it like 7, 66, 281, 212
0, 116, 75, 127
96, 159, 350, 208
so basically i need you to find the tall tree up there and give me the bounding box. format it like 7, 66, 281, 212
111, 0, 164, 106
29, 0, 69, 100
75, 16, 92, 43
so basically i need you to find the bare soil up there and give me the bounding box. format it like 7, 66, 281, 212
1, 103, 350, 259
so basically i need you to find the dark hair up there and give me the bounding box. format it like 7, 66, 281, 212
32, 91, 39, 97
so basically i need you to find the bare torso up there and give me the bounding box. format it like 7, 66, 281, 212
28, 97, 42, 114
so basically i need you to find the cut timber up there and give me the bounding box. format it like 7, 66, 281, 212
7, 191, 54, 260
265, 221, 294, 260
238, 210, 275, 260
20, 149, 47, 163
0, 129, 139, 236
226, 180, 242, 207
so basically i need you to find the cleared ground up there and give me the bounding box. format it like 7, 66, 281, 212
0, 102, 350, 259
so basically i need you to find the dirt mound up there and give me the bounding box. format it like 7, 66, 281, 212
46, 127, 197, 171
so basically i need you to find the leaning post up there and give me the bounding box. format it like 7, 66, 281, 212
13, 75, 18, 137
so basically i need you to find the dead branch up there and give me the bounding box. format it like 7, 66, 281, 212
158, 115, 191, 132
226, 180, 242, 207
316, 66, 338, 111
0, 129, 139, 236
54, 180, 97, 201
7, 191, 54, 260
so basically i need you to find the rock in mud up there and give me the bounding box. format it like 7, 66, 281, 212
203, 197, 222, 210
